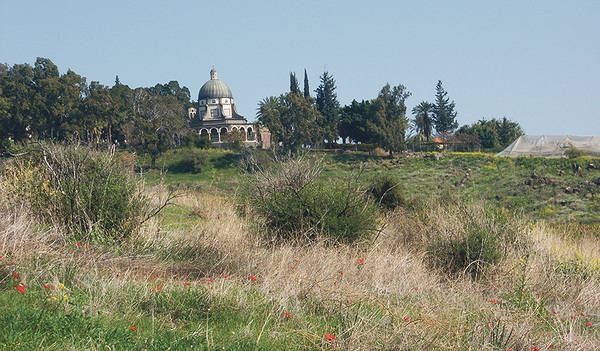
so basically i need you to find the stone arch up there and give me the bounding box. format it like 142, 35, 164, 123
210, 128, 219, 143
220, 127, 228, 142
246, 126, 255, 141
200, 128, 209, 138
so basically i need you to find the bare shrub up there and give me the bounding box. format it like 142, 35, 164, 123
3, 142, 155, 243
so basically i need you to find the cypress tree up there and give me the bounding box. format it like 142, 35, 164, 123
303, 69, 310, 98
290, 72, 300, 95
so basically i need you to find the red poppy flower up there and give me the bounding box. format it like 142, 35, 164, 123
156, 286, 163, 290
580, 312, 585, 316
0, 255, 3, 258
248, 276, 257, 281
339, 271, 343, 275
294, 259, 299, 263
587, 322, 593, 326
12, 273, 19, 278
413, 287, 418, 290
222, 274, 228, 278
284, 312, 291, 318
183, 283, 189, 286
76, 242, 81, 247
85, 243, 89, 248
206, 279, 214, 283
324, 334, 336, 341
130, 327, 138, 331
290, 266, 295, 269
552, 310, 557, 314
15, 285, 26, 293
356, 259, 364, 264
43, 284, 53, 289
403, 316, 409, 322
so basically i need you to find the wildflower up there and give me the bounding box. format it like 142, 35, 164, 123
76, 242, 81, 247
339, 271, 344, 275
324, 334, 336, 341
580, 312, 585, 316
63, 295, 68, 301
290, 266, 295, 269
206, 279, 214, 283
12, 273, 19, 278
183, 283, 189, 286
42, 284, 53, 289
150, 288, 156, 291
0, 255, 3, 258
58, 283, 64, 289
248, 276, 257, 281
15, 284, 26, 293
552, 310, 557, 314
222, 274, 228, 278
156, 286, 163, 290
403, 316, 409, 322
130, 327, 138, 331
284, 312, 291, 318
356, 259, 364, 264
85, 243, 89, 248
294, 259, 299, 263
413, 287, 418, 291
587, 322, 593, 326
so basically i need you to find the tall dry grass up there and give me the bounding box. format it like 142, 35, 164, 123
2, 163, 600, 349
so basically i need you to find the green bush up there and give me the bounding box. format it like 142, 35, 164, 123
5, 142, 150, 243
248, 156, 378, 244
369, 174, 406, 209
170, 147, 211, 173
426, 204, 524, 278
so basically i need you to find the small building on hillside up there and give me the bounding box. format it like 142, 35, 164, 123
188, 69, 262, 147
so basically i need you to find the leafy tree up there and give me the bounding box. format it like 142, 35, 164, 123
366, 83, 411, 157
289, 72, 300, 94
131, 88, 187, 167
303, 69, 310, 98
456, 117, 523, 151
411, 101, 435, 140
339, 99, 371, 144
432, 80, 458, 135
257, 92, 321, 154
315, 71, 340, 144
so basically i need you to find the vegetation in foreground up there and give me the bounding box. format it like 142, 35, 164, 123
1, 143, 600, 350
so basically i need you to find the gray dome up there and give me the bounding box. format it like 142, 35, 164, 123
198, 69, 233, 100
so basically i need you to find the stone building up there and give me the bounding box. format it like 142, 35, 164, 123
188, 69, 260, 147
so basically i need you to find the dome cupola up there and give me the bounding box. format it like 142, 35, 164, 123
198, 69, 233, 101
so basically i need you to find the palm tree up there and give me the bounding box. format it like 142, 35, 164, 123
411, 101, 434, 141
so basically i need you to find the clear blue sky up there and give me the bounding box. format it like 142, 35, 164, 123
1, 0, 599, 135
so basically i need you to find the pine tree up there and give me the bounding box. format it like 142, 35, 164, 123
315, 71, 340, 144
432, 80, 458, 135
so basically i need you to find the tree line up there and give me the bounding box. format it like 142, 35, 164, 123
0, 58, 524, 159
258, 71, 523, 155
0, 58, 196, 165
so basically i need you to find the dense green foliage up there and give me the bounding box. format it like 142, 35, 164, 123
315, 71, 340, 144
456, 117, 524, 151
248, 157, 377, 243
432, 80, 458, 135
0, 58, 190, 163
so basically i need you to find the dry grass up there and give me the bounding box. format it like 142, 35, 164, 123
2, 169, 600, 349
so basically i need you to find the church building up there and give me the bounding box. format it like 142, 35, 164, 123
188, 69, 265, 147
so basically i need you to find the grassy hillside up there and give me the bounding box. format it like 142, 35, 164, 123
1, 147, 600, 350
